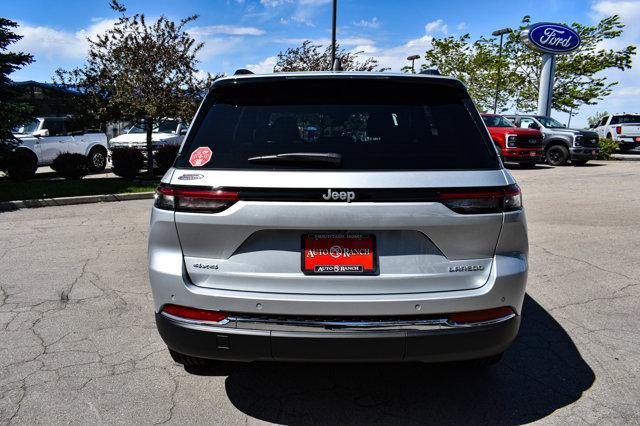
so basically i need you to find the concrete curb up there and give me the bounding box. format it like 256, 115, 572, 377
611, 154, 640, 161
0, 191, 155, 211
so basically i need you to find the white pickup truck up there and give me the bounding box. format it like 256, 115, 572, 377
108, 119, 188, 151
593, 113, 640, 152
10, 117, 109, 179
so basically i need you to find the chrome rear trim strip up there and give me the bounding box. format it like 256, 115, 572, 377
233, 316, 445, 331
160, 311, 516, 332
160, 312, 231, 327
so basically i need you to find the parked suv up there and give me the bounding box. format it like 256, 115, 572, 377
504, 115, 599, 166
592, 113, 640, 152
10, 117, 108, 179
149, 72, 528, 366
481, 113, 544, 167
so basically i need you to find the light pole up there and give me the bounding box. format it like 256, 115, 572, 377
331, 0, 337, 70
492, 27, 512, 114
407, 54, 420, 73
567, 105, 574, 127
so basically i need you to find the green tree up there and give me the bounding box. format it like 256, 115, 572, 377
422, 34, 505, 112
422, 15, 636, 114
0, 18, 34, 169
56, 1, 216, 176
587, 111, 609, 127
273, 40, 388, 72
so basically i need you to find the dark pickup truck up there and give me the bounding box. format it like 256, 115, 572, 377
504, 115, 599, 166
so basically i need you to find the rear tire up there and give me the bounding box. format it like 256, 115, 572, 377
546, 145, 569, 166
87, 146, 107, 172
169, 348, 213, 367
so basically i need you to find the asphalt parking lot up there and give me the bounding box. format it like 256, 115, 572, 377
1, 160, 639, 424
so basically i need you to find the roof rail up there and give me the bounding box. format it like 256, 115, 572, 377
419, 69, 441, 76
234, 69, 254, 75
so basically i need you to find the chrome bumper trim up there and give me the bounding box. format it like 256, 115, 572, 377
160, 312, 231, 327
160, 312, 516, 332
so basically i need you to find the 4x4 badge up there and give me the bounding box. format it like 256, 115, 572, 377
449, 265, 485, 272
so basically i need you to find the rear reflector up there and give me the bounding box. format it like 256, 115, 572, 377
162, 304, 228, 323
439, 185, 522, 214
448, 307, 514, 324
155, 186, 239, 213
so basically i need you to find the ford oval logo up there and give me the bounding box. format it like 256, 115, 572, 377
521, 23, 581, 54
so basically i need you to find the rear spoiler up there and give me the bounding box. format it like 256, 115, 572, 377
211, 73, 466, 92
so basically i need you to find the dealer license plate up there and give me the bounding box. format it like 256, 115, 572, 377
302, 233, 377, 275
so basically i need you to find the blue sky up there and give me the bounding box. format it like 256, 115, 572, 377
4, 0, 639, 126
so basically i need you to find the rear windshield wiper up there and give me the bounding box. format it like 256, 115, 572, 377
247, 152, 342, 166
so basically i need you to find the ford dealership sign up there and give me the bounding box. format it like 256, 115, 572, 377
521, 23, 581, 54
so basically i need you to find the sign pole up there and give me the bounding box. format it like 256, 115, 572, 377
537, 53, 556, 116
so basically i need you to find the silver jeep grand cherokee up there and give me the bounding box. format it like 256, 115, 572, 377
149, 72, 528, 366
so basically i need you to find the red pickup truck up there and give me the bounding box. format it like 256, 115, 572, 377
481, 114, 544, 167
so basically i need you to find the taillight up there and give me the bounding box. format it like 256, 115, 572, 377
162, 304, 228, 323
439, 185, 522, 214
448, 306, 514, 324
155, 186, 239, 212
616, 126, 622, 135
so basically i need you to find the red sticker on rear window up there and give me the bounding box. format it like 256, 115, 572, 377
189, 147, 212, 167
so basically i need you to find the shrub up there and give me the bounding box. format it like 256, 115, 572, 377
52, 153, 89, 179
155, 144, 180, 173
0, 137, 20, 173
597, 138, 619, 160
111, 147, 144, 178
6, 148, 38, 181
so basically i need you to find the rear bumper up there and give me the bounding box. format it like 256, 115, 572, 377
156, 312, 520, 362
617, 141, 640, 149
615, 136, 640, 143
148, 201, 528, 363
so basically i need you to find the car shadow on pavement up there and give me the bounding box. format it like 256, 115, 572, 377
505, 164, 554, 170
187, 294, 594, 424
574, 163, 604, 167
33, 167, 115, 180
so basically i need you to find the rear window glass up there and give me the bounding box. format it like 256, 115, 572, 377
175, 78, 498, 170
610, 115, 640, 125
482, 115, 514, 128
